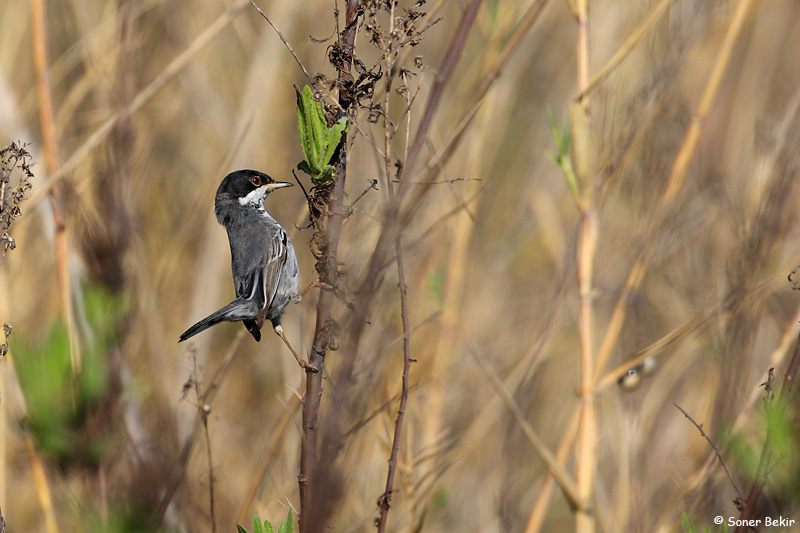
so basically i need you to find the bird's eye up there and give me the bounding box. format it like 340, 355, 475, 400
250, 176, 262, 186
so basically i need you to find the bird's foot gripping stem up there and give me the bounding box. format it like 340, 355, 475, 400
274, 325, 318, 373
299, 278, 334, 300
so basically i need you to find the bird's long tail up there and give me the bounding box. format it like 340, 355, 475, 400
179, 298, 257, 342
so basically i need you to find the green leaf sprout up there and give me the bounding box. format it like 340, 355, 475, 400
296, 85, 350, 184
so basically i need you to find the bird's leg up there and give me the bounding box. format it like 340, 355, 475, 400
300, 278, 334, 299
274, 325, 318, 373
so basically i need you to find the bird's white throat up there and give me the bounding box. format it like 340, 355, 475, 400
238, 186, 269, 207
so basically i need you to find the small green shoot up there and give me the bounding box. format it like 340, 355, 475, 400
546, 107, 579, 199
237, 509, 293, 533
296, 85, 350, 184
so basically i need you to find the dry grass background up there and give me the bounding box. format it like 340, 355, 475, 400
1, 0, 800, 531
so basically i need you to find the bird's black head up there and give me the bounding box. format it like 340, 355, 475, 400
215, 169, 293, 224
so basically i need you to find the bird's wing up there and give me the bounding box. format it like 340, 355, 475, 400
248, 227, 289, 327
260, 229, 288, 307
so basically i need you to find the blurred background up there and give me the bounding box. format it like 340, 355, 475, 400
1, 0, 800, 531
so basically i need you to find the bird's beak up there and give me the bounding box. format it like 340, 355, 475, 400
264, 181, 293, 190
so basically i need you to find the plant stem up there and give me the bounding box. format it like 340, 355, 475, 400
32, 0, 80, 375
575, 209, 597, 533
299, 1, 361, 530
573, 1, 597, 532
376, 20, 414, 529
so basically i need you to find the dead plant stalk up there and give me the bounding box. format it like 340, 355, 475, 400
32, 0, 79, 378
376, 13, 414, 528
155, 331, 246, 525
192, 356, 217, 533
29, 2, 74, 530
573, 0, 597, 531
298, 0, 360, 529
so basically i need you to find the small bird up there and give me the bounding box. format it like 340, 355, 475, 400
179, 169, 315, 372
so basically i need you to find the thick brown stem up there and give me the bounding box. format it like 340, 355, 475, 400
299, 0, 360, 530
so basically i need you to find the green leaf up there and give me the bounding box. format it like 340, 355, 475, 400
264, 519, 275, 533
296, 85, 351, 183
253, 513, 264, 533
237, 524, 250, 533
297, 160, 314, 176
546, 107, 570, 157
296, 86, 322, 173
308, 86, 330, 167
322, 118, 350, 169
300, 86, 324, 170
277, 509, 294, 533
560, 113, 571, 153
296, 89, 311, 167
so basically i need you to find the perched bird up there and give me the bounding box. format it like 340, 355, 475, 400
179, 169, 315, 372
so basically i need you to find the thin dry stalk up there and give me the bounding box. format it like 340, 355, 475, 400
249, 0, 314, 85
32, 0, 80, 373
662, 0, 755, 202
155, 331, 246, 525
575, 209, 597, 533
673, 403, 743, 500
572, 0, 597, 531
23, 432, 57, 533
191, 357, 217, 533
201, 406, 216, 531
376, 226, 413, 532
376, 17, 414, 529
